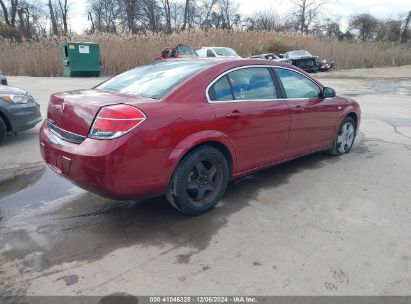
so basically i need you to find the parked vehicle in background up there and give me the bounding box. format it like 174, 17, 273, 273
0, 86, 42, 143
250, 53, 292, 64
197, 47, 241, 58
40, 59, 360, 215
283, 50, 334, 73
0, 71, 7, 85
155, 44, 198, 60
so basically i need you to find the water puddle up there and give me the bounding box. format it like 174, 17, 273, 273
0, 167, 75, 220
369, 79, 411, 96
338, 79, 411, 98
383, 118, 411, 128
0, 166, 45, 200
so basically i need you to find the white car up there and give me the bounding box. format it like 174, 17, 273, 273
196, 47, 241, 58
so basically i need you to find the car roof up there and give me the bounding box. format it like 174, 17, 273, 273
155, 58, 301, 75
144, 58, 321, 99
160, 57, 289, 66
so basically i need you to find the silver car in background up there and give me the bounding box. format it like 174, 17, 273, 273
197, 47, 241, 58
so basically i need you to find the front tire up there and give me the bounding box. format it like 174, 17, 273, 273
166, 146, 229, 215
328, 117, 356, 156
0, 117, 6, 144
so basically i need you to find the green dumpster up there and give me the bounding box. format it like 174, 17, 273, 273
60, 42, 101, 77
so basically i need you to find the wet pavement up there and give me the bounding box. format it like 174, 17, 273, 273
1, 67, 411, 296
0, 167, 74, 218
0, 152, 340, 268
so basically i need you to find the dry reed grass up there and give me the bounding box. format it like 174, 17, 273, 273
0, 30, 410, 76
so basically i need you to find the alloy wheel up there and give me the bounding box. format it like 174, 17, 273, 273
186, 158, 223, 206
336, 121, 355, 153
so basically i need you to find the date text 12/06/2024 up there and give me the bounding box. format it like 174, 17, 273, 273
149, 296, 258, 303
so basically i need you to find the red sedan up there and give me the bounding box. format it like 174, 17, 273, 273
40, 59, 360, 215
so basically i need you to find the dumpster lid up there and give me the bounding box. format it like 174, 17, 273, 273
61, 41, 99, 45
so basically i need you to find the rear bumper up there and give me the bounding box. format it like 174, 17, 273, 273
39, 121, 172, 200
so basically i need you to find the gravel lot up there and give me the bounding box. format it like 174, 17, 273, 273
0, 66, 411, 297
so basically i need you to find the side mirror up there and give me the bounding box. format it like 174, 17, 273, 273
321, 87, 335, 98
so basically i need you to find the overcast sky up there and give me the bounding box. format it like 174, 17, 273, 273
68, 0, 411, 33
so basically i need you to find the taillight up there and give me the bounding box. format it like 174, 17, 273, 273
89, 104, 146, 140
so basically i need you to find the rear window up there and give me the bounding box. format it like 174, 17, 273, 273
98, 61, 212, 99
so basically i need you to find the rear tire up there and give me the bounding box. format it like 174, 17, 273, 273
166, 146, 229, 215
0, 117, 6, 144
327, 117, 356, 156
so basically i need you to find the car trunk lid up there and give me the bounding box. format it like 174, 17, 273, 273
47, 89, 155, 140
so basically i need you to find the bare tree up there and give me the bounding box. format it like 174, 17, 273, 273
0, 0, 45, 38
196, 0, 217, 30
88, 0, 121, 32
170, 0, 184, 30
322, 18, 341, 38
10, 0, 18, 26
232, 12, 240, 29
0, 0, 19, 27
57, 0, 68, 35
15, 0, 44, 38
161, 0, 172, 33
218, 0, 237, 29
376, 19, 402, 42
47, 0, 58, 35
205, 0, 238, 30
291, 0, 325, 34
400, 11, 411, 43
87, 11, 95, 32
349, 13, 379, 42
181, 0, 189, 30
140, 0, 160, 32
246, 9, 281, 31
310, 17, 343, 39
0, 0, 10, 25
119, 0, 140, 33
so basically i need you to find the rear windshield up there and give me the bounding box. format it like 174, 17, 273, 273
98, 60, 213, 99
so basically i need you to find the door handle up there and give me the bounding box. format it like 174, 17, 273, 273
225, 111, 244, 118
292, 105, 305, 111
